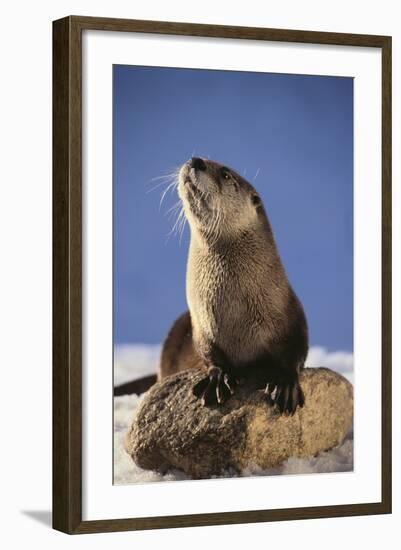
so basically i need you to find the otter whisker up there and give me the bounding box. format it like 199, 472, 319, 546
165, 200, 182, 220
178, 212, 187, 245
146, 179, 175, 194
196, 184, 211, 210
146, 178, 177, 195
210, 213, 223, 247
148, 173, 176, 185
146, 166, 180, 194
213, 208, 224, 245
168, 205, 186, 241
159, 178, 179, 210
148, 165, 180, 184
205, 201, 222, 248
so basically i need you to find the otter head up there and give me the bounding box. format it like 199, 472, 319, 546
178, 157, 264, 244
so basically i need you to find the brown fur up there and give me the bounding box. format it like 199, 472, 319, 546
159, 158, 308, 413
159, 311, 202, 379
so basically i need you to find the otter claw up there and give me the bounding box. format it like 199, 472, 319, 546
265, 377, 305, 416
223, 373, 235, 395
192, 377, 209, 398
192, 368, 236, 406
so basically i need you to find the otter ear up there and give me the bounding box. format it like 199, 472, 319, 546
252, 194, 261, 207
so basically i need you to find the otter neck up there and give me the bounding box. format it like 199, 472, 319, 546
189, 221, 275, 259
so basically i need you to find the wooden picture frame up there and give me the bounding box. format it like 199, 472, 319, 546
53, 15, 392, 534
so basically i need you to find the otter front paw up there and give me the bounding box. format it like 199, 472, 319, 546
192, 366, 236, 406
265, 374, 305, 416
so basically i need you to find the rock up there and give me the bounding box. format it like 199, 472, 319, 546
125, 368, 353, 479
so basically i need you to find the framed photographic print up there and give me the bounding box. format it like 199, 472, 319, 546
53, 16, 392, 534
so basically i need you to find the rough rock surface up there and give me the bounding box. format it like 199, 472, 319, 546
125, 368, 353, 479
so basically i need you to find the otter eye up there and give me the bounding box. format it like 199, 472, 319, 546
252, 195, 261, 206
221, 168, 231, 180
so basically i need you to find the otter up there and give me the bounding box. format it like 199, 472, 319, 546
159, 157, 308, 415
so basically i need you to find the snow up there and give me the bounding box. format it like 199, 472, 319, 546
114, 344, 161, 386
113, 344, 354, 484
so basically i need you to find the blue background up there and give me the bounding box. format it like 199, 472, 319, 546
113, 65, 353, 352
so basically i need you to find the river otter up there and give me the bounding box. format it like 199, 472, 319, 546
159, 157, 308, 415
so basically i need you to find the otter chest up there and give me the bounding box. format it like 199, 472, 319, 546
187, 251, 267, 360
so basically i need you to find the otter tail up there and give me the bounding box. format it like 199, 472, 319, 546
114, 374, 157, 396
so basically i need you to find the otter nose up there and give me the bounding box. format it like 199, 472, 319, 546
190, 157, 206, 171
